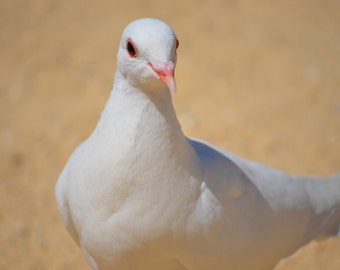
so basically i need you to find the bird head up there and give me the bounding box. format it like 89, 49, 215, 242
117, 18, 179, 93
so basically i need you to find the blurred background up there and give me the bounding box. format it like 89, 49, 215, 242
1, 0, 339, 269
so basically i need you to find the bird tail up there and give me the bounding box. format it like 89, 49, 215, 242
329, 173, 340, 236
302, 173, 340, 241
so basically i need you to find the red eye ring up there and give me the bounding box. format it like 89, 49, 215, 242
127, 39, 138, 58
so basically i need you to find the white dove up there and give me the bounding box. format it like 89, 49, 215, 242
56, 18, 340, 270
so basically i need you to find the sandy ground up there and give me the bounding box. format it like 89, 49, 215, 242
1, 0, 340, 269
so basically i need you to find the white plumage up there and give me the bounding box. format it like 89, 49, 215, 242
56, 18, 340, 270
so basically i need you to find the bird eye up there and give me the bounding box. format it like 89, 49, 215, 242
127, 39, 138, 58
176, 39, 179, 49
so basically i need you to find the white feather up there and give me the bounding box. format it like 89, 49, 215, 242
56, 18, 340, 270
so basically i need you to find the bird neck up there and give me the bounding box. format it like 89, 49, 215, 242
97, 71, 184, 144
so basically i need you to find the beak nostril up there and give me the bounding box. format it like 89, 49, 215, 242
148, 61, 176, 93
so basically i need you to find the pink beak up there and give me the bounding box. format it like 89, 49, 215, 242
148, 61, 176, 93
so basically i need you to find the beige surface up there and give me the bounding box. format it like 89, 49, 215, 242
1, 0, 340, 269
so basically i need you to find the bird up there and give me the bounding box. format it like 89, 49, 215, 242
55, 18, 340, 270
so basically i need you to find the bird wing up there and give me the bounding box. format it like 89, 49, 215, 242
188, 137, 340, 249
55, 163, 80, 245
